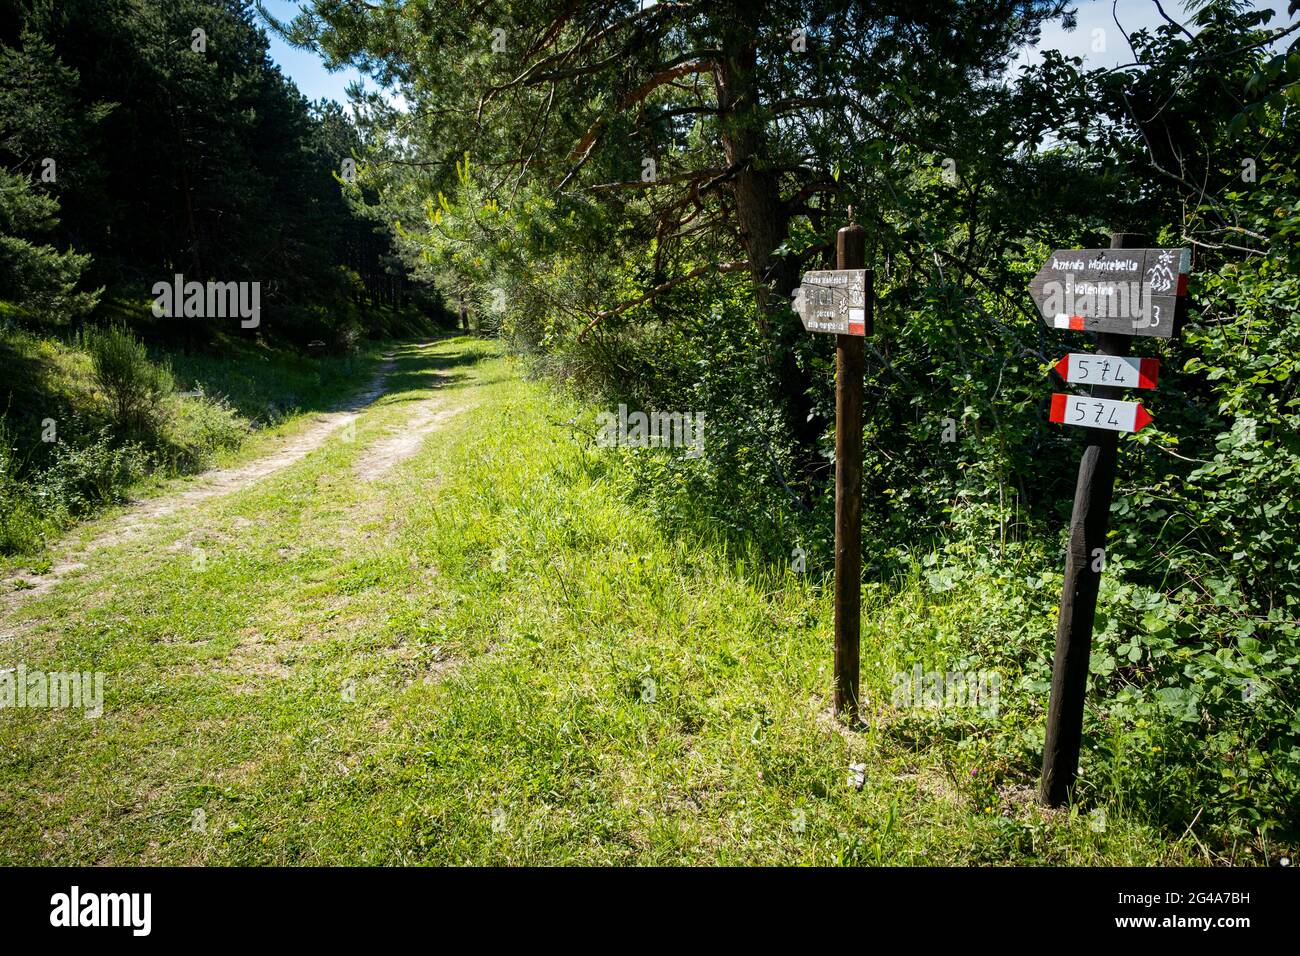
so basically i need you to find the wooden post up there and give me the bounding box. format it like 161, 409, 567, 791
1039, 232, 1144, 806
833, 219, 868, 721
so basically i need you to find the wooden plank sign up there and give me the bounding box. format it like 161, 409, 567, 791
794, 269, 869, 336
1053, 353, 1159, 390
1050, 393, 1153, 433
1030, 248, 1189, 338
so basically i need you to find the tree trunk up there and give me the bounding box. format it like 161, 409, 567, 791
714, 20, 824, 490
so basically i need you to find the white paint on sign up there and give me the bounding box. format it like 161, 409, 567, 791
793, 269, 869, 335
1053, 353, 1159, 390
1050, 393, 1153, 433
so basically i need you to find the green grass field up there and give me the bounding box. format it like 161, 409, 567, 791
0, 338, 1204, 864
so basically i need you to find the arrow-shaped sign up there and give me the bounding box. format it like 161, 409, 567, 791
793, 269, 869, 336
1050, 393, 1153, 433
1053, 353, 1159, 390
1030, 248, 1189, 339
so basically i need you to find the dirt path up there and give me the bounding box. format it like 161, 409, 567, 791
2, 354, 397, 608
353, 399, 471, 481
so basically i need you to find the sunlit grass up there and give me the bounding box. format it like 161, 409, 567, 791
0, 337, 1196, 864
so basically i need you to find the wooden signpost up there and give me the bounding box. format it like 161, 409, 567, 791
1030, 247, 1190, 338
1033, 234, 1189, 807
793, 218, 873, 721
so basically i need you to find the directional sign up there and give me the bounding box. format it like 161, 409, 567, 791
793, 269, 869, 336
1030, 248, 1189, 339
1053, 353, 1159, 390
1050, 393, 1153, 433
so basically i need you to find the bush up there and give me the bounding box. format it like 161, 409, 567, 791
0, 420, 149, 556
33, 427, 148, 517
0, 424, 46, 554
82, 325, 174, 431
0, 169, 100, 327
0, 483, 43, 554
157, 390, 247, 472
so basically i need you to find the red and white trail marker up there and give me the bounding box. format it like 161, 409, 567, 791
1050, 393, 1154, 433
1053, 353, 1159, 390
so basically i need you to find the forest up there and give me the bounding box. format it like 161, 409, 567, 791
0, 0, 1297, 872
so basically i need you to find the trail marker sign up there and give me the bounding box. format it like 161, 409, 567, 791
1049, 393, 1154, 433
1053, 353, 1159, 390
1030, 247, 1189, 338
793, 269, 869, 336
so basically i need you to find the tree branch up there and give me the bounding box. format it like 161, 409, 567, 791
577, 259, 748, 341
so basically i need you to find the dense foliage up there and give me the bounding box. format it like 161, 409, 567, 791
0, 0, 444, 340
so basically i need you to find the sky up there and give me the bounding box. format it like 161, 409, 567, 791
258, 0, 368, 104
1011, 0, 1294, 72
257, 1, 1297, 107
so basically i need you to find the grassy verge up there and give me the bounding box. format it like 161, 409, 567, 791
0, 337, 1212, 864
0, 325, 391, 572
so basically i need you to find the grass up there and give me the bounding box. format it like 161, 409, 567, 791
0, 337, 1206, 864
165, 335, 382, 427
0, 324, 391, 572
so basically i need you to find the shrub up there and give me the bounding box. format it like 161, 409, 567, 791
0, 423, 46, 554
82, 326, 174, 431
34, 427, 148, 516
157, 391, 247, 472
0, 169, 100, 328
0, 421, 149, 556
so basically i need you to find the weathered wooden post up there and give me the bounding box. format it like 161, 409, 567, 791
833, 220, 867, 720
792, 214, 872, 721
1035, 232, 1189, 806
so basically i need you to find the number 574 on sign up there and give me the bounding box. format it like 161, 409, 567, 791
1050, 393, 1153, 433
1053, 353, 1158, 390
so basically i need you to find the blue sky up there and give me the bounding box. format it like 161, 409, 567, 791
1012, 0, 1293, 72
258, 0, 367, 104
257, 1, 1296, 107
